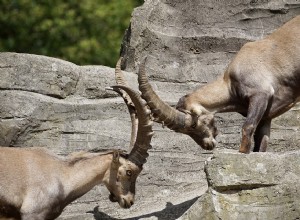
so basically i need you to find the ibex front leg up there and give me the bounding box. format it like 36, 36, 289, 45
239, 93, 271, 153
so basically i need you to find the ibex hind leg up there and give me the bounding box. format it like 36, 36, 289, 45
239, 93, 272, 153
253, 119, 271, 152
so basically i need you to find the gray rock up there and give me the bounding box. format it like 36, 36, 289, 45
180, 150, 300, 220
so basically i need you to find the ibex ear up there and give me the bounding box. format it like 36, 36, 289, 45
112, 150, 120, 164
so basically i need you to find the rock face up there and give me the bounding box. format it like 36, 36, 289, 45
180, 150, 300, 220
0, 0, 299, 219
0, 52, 125, 153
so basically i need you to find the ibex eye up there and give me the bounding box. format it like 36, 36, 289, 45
126, 170, 132, 177
192, 123, 197, 128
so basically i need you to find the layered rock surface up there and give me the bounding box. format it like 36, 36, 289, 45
180, 150, 300, 220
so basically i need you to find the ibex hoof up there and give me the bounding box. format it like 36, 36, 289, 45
238, 147, 250, 154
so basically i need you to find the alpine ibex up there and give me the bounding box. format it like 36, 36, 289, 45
137, 15, 300, 153
0, 58, 153, 220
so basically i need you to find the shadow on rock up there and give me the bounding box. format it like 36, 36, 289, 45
91, 197, 199, 220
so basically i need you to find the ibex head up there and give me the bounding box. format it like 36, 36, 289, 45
105, 58, 153, 208
103, 150, 141, 208
175, 94, 218, 149
137, 57, 217, 150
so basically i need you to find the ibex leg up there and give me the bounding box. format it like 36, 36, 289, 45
239, 93, 271, 153
253, 119, 271, 152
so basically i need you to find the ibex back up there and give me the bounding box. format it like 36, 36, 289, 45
138, 15, 300, 153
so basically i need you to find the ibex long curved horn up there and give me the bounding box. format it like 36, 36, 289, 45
136, 57, 219, 150
114, 57, 138, 149
110, 85, 153, 167
137, 57, 193, 131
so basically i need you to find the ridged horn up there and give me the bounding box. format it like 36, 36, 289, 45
115, 57, 127, 86
110, 85, 153, 167
114, 57, 138, 149
137, 57, 190, 131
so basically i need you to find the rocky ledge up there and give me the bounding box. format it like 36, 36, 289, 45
180, 150, 300, 220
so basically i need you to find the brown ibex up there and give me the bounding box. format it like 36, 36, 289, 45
0, 59, 153, 220
137, 15, 300, 153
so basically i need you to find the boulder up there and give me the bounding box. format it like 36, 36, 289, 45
180, 150, 300, 220
0, 52, 127, 153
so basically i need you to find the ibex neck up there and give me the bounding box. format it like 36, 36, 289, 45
190, 76, 236, 113
63, 153, 112, 204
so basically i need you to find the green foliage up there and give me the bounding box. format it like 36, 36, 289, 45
0, 0, 143, 66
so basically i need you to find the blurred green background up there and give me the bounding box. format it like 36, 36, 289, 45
0, 0, 143, 67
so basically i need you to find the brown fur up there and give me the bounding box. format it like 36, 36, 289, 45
0, 147, 140, 220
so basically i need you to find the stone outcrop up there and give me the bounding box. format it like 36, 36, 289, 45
0, 52, 125, 153
180, 150, 300, 220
